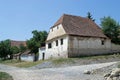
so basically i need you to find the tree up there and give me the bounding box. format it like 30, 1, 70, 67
27, 30, 48, 61
87, 12, 95, 22
19, 44, 27, 53
0, 40, 11, 60
11, 46, 20, 54
101, 16, 120, 44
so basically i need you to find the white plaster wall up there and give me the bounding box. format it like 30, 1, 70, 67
46, 24, 66, 41
45, 36, 68, 59
111, 43, 120, 52
68, 36, 111, 57
21, 55, 34, 61
39, 48, 45, 60
71, 37, 111, 49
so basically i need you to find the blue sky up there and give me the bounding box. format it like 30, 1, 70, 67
0, 0, 120, 41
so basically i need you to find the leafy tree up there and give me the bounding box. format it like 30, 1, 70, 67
27, 30, 48, 61
87, 12, 95, 22
0, 40, 11, 60
101, 16, 120, 44
19, 44, 27, 53
11, 46, 20, 54
17, 44, 27, 61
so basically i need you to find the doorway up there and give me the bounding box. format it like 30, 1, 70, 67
42, 52, 45, 60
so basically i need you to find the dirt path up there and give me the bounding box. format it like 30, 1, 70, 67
0, 61, 118, 80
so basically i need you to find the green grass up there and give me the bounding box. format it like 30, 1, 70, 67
52, 58, 75, 64
117, 62, 120, 68
0, 59, 45, 68
0, 72, 13, 80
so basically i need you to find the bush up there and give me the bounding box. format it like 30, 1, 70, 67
0, 72, 13, 80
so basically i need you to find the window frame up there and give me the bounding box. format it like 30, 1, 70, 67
48, 43, 52, 48
61, 38, 63, 45
56, 40, 58, 46
101, 40, 105, 45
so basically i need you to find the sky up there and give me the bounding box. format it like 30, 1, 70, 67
0, 0, 120, 41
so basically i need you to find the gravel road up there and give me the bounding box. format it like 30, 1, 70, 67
0, 61, 118, 80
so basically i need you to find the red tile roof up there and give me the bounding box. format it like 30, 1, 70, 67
10, 40, 26, 47
52, 14, 107, 38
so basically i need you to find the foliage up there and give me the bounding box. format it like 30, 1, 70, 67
101, 16, 120, 44
87, 12, 95, 22
11, 46, 20, 54
0, 40, 11, 60
27, 30, 48, 54
27, 30, 47, 61
0, 39, 26, 60
19, 44, 27, 53
0, 72, 13, 80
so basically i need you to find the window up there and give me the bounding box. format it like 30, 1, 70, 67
57, 26, 59, 29
101, 40, 105, 45
48, 43, 52, 48
51, 28, 53, 32
56, 40, 58, 46
61, 38, 63, 45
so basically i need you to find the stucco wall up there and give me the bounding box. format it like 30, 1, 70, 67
46, 24, 66, 41
39, 48, 45, 60
68, 36, 111, 57
111, 43, 120, 53
21, 55, 34, 61
45, 36, 68, 59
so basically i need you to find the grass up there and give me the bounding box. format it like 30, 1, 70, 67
0, 59, 45, 68
52, 53, 120, 65
117, 62, 120, 68
0, 53, 120, 68
52, 58, 75, 64
0, 72, 13, 80
77, 53, 120, 59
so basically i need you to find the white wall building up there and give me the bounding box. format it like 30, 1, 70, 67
39, 14, 112, 60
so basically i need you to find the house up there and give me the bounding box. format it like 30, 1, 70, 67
20, 50, 35, 61
11, 40, 35, 61
11, 40, 27, 59
10, 40, 26, 47
43, 14, 112, 59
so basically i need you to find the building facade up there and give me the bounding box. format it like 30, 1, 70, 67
43, 14, 112, 59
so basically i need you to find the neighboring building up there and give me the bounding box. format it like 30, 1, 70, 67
44, 14, 111, 59
39, 47, 45, 60
11, 40, 35, 61
10, 40, 26, 47
20, 50, 35, 61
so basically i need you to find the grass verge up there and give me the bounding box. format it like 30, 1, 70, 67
0, 53, 120, 68
0, 72, 13, 80
0, 59, 45, 68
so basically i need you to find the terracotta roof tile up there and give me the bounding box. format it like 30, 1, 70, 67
10, 40, 26, 47
52, 14, 107, 38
